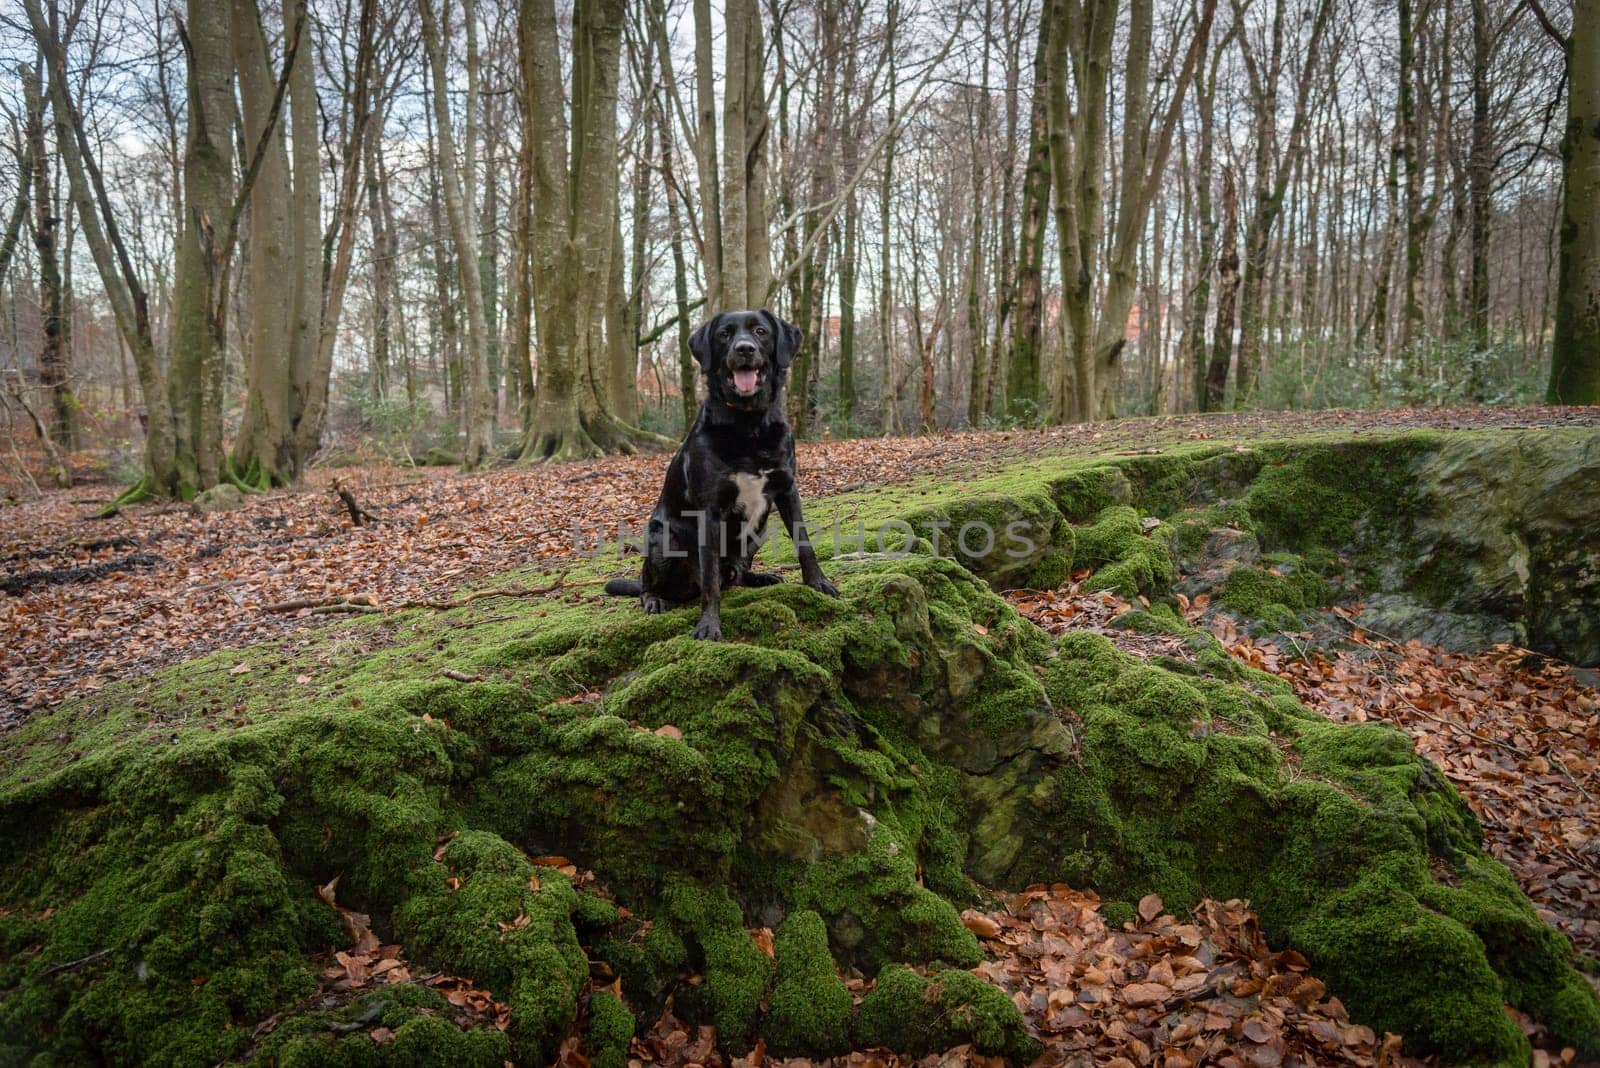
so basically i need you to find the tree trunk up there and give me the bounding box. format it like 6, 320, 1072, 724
1206, 167, 1241, 409
965, 0, 994, 426
839, 199, 858, 427
519, 0, 657, 461
284, 0, 327, 474
1006, 3, 1051, 423
1397, 0, 1426, 357
168, 2, 234, 491
1183, 39, 1218, 412
878, 0, 900, 436
420, 0, 495, 469
230, 0, 298, 487
607, 204, 639, 422
1467, 0, 1492, 353
22, 63, 74, 470
1549, 0, 1600, 404
720, 0, 774, 309
692, 0, 724, 312
365, 103, 396, 400
512, 66, 536, 436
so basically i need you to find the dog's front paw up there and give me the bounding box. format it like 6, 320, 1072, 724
808, 576, 839, 598
692, 616, 723, 641
642, 594, 668, 614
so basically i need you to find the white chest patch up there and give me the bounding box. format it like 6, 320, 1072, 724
731, 471, 771, 528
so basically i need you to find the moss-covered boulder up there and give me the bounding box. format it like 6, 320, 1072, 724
1034, 629, 1596, 1061
854, 964, 1041, 1060
3, 427, 1598, 1066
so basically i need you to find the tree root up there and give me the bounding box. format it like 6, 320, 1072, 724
518, 427, 605, 465
225, 455, 287, 493
95, 477, 154, 519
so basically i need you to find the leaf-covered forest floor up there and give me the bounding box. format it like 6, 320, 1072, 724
4, 405, 1598, 721
3, 405, 1600, 1066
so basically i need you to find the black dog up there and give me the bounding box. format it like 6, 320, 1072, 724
604, 309, 837, 639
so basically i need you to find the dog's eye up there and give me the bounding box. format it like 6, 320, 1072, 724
754, 326, 767, 337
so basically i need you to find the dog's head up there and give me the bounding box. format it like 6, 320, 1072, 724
689, 309, 802, 414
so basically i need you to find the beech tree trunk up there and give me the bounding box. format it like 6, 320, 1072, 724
230, 0, 298, 486
23, 63, 75, 472
878, 1, 900, 436
719, 0, 775, 309
168, 1, 234, 491
1006, 3, 1051, 423
519, 0, 661, 461
284, 0, 326, 471
25, 0, 181, 500
1550, 0, 1600, 404
1206, 167, 1241, 409
420, 0, 495, 468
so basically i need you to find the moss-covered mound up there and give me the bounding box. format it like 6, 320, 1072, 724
3, 428, 1598, 1066
872, 427, 1600, 661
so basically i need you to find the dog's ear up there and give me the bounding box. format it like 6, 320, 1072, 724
688, 315, 718, 371
763, 310, 803, 369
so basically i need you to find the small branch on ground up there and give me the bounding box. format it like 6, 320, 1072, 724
263, 595, 379, 613
392, 575, 604, 611
331, 479, 378, 526
259, 575, 610, 616
437, 669, 483, 683
37, 948, 113, 978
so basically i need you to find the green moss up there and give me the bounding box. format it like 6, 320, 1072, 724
253, 984, 510, 1067
764, 910, 852, 1055
854, 965, 1040, 1062
1100, 901, 1136, 929
391, 831, 590, 1063
1219, 559, 1334, 627
585, 988, 634, 1068
1034, 630, 1600, 1064
1075, 506, 1176, 598
894, 491, 1074, 590
659, 881, 773, 1053
4, 429, 1598, 1066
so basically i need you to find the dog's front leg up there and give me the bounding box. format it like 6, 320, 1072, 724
777, 489, 839, 598
693, 509, 725, 640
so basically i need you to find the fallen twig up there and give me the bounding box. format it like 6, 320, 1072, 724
331, 478, 378, 526
438, 669, 484, 683
37, 947, 113, 978
263, 594, 378, 613
390, 575, 608, 611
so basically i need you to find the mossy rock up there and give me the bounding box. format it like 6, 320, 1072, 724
1217, 554, 1335, 628
763, 910, 852, 1056
1032, 628, 1598, 1063
854, 965, 1040, 1061
3, 429, 1599, 1065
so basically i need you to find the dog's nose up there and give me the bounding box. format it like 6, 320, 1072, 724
733, 340, 758, 357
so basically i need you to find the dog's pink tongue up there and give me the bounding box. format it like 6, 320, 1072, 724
733, 369, 759, 394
